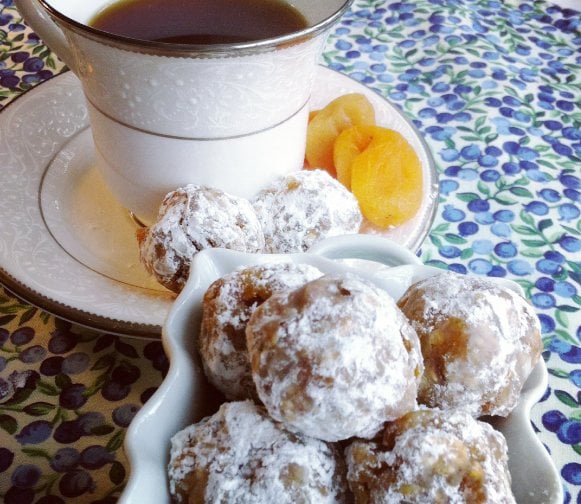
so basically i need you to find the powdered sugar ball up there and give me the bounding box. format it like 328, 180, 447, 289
246, 274, 423, 442
137, 185, 264, 293
251, 169, 362, 253
168, 400, 350, 504
346, 408, 515, 503
199, 262, 323, 401
397, 272, 542, 417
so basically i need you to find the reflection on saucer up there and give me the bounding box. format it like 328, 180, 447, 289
40, 129, 164, 291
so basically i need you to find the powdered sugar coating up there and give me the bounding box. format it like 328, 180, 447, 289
345, 408, 515, 504
251, 169, 363, 253
168, 400, 349, 504
137, 185, 264, 293
397, 272, 542, 417
199, 262, 323, 400
246, 273, 423, 442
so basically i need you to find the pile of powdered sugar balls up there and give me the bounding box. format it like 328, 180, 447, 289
137, 169, 362, 293
167, 264, 542, 503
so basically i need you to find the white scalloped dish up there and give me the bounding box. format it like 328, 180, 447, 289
120, 234, 562, 504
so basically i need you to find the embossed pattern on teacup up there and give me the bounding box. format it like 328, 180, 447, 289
70, 34, 324, 138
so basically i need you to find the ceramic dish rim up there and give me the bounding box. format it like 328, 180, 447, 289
120, 234, 562, 504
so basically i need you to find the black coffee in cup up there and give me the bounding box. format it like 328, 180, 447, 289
89, 0, 309, 44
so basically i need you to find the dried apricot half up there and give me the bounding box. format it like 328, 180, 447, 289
305, 93, 375, 176
334, 125, 401, 189
350, 132, 422, 228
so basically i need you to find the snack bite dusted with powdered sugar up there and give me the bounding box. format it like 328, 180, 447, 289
397, 272, 542, 417
251, 169, 363, 254
137, 169, 363, 292
345, 408, 516, 504
245, 273, 423, 442
168, 400, 350, 504
137, 185, 264, 293
199, 262, 323, 401
164, 262, 541, 503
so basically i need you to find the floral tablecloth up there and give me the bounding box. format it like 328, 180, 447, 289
1, 0, 580, 502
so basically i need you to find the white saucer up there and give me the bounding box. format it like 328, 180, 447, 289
0, 69, 437, 338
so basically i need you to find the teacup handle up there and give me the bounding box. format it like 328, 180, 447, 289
14, 0, 76, 72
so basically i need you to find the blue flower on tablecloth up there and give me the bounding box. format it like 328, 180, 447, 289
0, 4, 61, 104
0, 311, 167, 502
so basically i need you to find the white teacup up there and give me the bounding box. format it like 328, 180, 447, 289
15, 0, 353, 224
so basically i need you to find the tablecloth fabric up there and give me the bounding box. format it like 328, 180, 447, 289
0, 0, 579, 502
